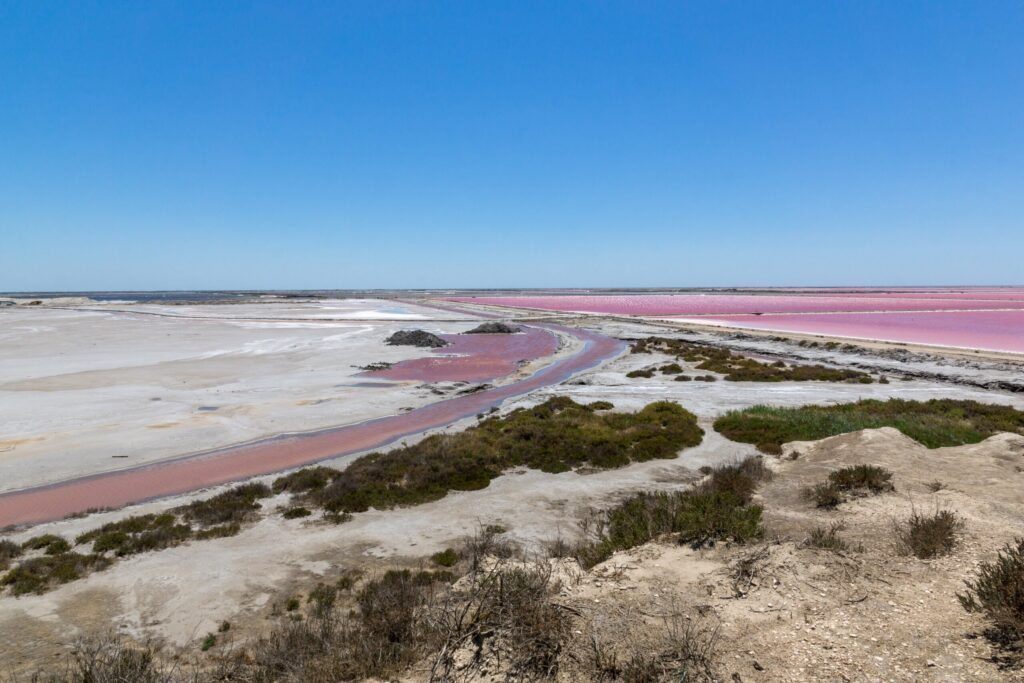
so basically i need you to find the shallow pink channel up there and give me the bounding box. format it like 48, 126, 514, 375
702, 311, 1024, 354
448, 293, 1024, 316
364, 328, 559, 383
0, 325, 624, 528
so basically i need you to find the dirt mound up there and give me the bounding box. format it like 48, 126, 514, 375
385, 330, 448, 348
465, 322, 521, 334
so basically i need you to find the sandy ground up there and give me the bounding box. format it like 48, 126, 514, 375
0, 299, 573, 493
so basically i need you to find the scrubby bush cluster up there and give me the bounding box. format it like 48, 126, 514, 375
274, 397, 704, 514
630, 336, 874, 383
0, 483, 273, 596
574, 457, 771, 568
804, 465, 895, 509
893, 509, 963, 559
714, 398, 1024, 454
959, 537, 1024, 661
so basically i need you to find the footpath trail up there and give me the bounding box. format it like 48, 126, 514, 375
0, 324, 625, 527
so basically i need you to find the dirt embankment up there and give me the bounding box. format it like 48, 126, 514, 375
544, 427, 1024, 682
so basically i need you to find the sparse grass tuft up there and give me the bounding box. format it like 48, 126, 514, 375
805, 523, 858, 552
805, 483, 844, 509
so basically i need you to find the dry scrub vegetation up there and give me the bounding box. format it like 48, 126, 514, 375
275, 397, 704, 514
714, 398, 1024, 454
629, 336, 875, 383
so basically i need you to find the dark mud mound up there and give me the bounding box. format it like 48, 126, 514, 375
465, 322, 521, 334
386, 330, 448, 348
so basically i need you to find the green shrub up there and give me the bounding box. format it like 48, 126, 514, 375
959, 538, 1024, 658
1, 552, 110, 595
0, 539, 22, 570
587, 401, 614, 410
659, 363, 683, 375
193, 523, 240, 540
630, 336, 873, 382
177, 482, 271, 526
894, 510, 964, 559
715, 399, 1024, 454
575, 458, 769, 568
675, 375, 693, 382
829, 465, 894, 493
805, 483, 843, 509
431, 548, 459, 567
22, 534, 71, 555
201, 633, 217, 651
310, 398, 703, 514
272, 466, 340, 494
282, 507, 312, 519
626, 369, 655, 379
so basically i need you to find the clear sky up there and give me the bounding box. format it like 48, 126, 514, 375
1, 2, 1022, 291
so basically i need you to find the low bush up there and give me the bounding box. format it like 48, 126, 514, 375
282, 506, 312, 519
587, 400, 614, 410
959, 537, 1024, 659
714, 399, 1024, 454
308, 398, 703, 514
626, 369, 655, 378
272, 466, 339, 494
177, 482, 271, 526
575, 458, 769, 568
829, 464, 894, 493
78, 513, 190, 556
194, 523, 240, 540
630, 336, 873, 383
430, 548, 459, 567
659, 363, 683, 375
0, 539, 22, 570
22, 534, 71, 555
894, 509, 964, 559
805, 483, 843, 509
675, 375, 693, 382
1, 552, 110, 595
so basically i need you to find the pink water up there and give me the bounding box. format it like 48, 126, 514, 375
448, 290, 1024, 354
448, 293, 1024, 316
0, 325, 624, 527
362, 327, 559, 383
700, 311, 1024, 354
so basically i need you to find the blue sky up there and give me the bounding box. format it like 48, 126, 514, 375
1, 2, 1022, 291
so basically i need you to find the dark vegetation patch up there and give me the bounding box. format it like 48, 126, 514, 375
629, 336, 873, 383
358, 361, 393, 371
430, 548, 459, 567
714, 399, 1024, 454
959, 537, 1024, 665
1, 552, 111, 596
275, 397, 703, 515
282, 507, 312, 519
893, 509, 964, 559
626, 368, 654, 378
22, 534, 71, 555
385, 330, 448, 348
803, 465, 895, 509
465, 321, 520, 334
2, 483, 272, 596
0, 539, 22, 570
574, 457, 771, 568
587, 400, 614, 410
272, 466, 340, 494
175, 482, 271, 526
